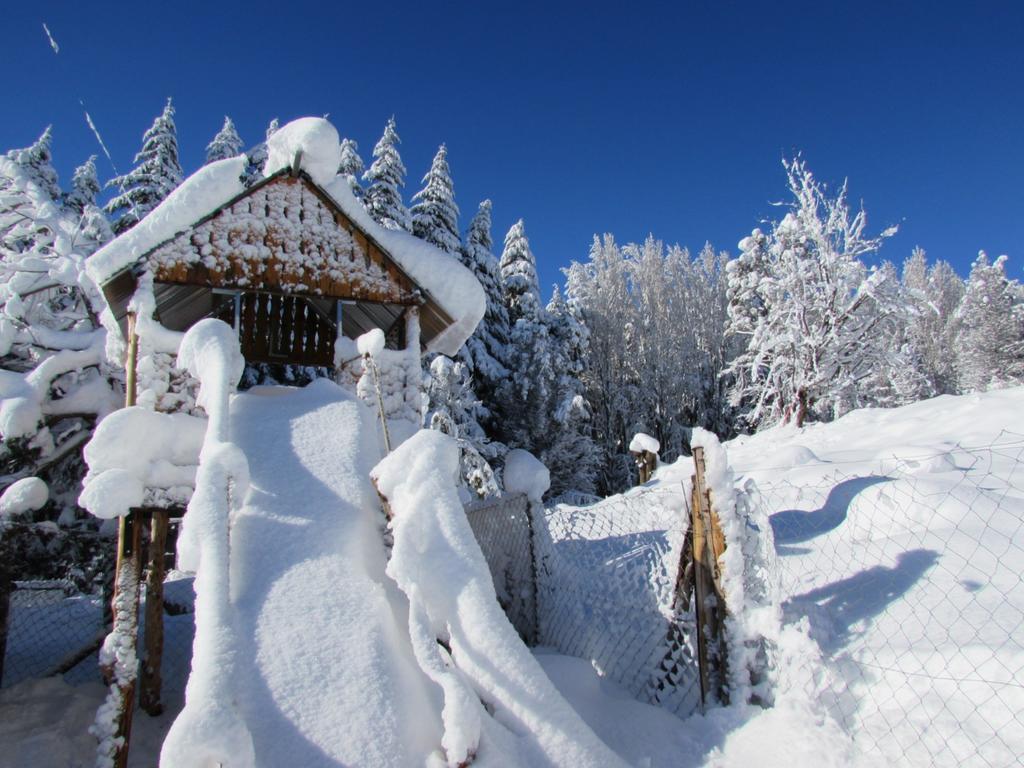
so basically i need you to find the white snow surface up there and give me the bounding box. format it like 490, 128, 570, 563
356, 327, 386, 358
263, 117, 341, 188
628, 432, 660, 454
502, 448, 550, 502
85, 118, 484, 357
646, 387, 1024, 766
164, 378, 447, 767
86, 156, 249, 289
0, 476, 48, 517
373, 430, 626, 767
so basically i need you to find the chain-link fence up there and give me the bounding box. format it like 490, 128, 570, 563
465, 485, 705, 719
754, 434, 1024, 768
465, 435, 1023, 766
535, 485, 703, 717
0, 521, 194, 715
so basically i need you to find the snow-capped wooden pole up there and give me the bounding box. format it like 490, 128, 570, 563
629, 433, 660, 485
98, 311, 145, 768
690, 445, 729, 709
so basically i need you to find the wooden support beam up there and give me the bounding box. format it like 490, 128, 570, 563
690, 446, 730, 710
98, 313, 145, 768
139, 509, 169, 716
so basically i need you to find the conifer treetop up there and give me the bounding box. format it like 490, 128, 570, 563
411, 143, 460, 254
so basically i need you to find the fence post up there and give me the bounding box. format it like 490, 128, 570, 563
140, 508, 169, 715
690, 445, 729, 709
99, 312, 144, 768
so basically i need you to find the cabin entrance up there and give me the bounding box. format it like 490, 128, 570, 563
215, 290, 338, 368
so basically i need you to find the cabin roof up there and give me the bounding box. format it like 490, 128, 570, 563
88, 152, 483, 356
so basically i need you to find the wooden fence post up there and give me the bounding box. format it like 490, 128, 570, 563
690, 445, 730, 709
99, 313, 144, 768
139, 508, 169, 715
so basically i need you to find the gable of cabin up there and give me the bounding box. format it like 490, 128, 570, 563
100, 171, 453, 368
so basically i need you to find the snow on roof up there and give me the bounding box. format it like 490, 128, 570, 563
263, 117, 340, 187
86, 118, 484, 356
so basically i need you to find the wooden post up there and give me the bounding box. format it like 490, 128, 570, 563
99, 313, 144, 768
690, 446, 729, 710
633, 449, 657, 484
139, 508, 169, 715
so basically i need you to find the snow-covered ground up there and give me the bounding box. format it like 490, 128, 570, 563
3, 386, 1022, 767
646, 386, 1024, 767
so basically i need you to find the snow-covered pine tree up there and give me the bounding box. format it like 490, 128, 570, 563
458, 200, 510, 427
497, 220, 555, 457
542, 285, 600, 496
424, 355, 500, 499
242, 118, 279, 186
63, 156, 114, 255
8, 126, 61, 202
724, 157, 897, 428
105, 99, 184, 234
362, 117, 410, 231
955, 252, 1024, 391
564, 235, 638, 492
205, 116, 244, 164
338, 138, 365, 199
411, 144, 460, 254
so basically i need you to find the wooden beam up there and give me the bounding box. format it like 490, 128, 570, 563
139, 509, 169, 716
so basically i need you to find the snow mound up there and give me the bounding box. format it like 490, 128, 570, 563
373, 430, 625, 767
79, 468, 144, 520
356, 328, 386, 358
503, 448, 550, 502
876, 445, 958, 475
629, 432, 660, 454
263, 117, 342, 188
0, 476, 48, 517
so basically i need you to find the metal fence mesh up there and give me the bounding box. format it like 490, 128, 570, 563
753, 434, 1024, 768
464, 493, 537, 642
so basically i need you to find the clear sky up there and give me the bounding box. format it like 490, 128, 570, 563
5, 1, 1023, 294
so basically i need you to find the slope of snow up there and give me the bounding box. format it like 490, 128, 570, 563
163, 379, 444, 767
647, 386, 1024, 767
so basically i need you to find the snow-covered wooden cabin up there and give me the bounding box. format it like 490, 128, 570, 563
89, 119, 482, 374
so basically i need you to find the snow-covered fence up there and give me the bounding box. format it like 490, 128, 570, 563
750, 434, 1024, 768
0, 523, 114, 689
463, 492, 537, 642
533, 485, 705, 718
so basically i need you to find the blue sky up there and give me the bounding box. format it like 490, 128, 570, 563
5, 1, 1023, 293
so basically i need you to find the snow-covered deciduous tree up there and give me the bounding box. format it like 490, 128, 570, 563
457, 200, 510, 429
411, 144, 460, 254
955, 252, 1024, 391
564, 235, 640, 492
362, 117, 410, 231
205, 116, 244, 164
0, 131, 117, 515
338, 137, 365, 199
424, 355, 500, 499
901, 247, 965, 396
724, 157, 898, 429
105, 99, 183, 234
